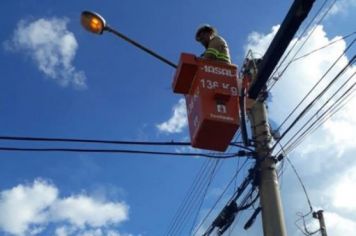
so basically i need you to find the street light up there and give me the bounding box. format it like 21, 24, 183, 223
80, 10, 177, 68
81, 11, 106, 35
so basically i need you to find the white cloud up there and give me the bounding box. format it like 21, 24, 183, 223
156, 98, 187, 133
54, 226, 128, 236
50, 195, 128, 227
327, 165, 356, 211
323, 99, 356, 153
328, 0, 356, 16
0, 179, 57, 235
0, 179, 129, 236
4, 17, 87, 89
323, 212, 356, 235
244, 25, 280, 57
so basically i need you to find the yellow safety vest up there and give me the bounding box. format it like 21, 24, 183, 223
203, 36, 231, 64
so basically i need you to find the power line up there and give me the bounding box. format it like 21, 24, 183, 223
0, 146, 249, 159
268, 0, 338, 91
292, 31, 356, 62
188, 160, 220, 235
268, 0, 330, 86
201, 171, 258, 235
275, 38, 355, 134
280, 71, 356, 156
192, 158, 252, 235
167, 159, 220, 236
272, 53, 356, 151
286, 157, 313, 212
280, 157, 320, 236
276, 0, 337, 76
166, 131, 247, 235
165, 160, 212, 236
0, 136, 190, 146
0, 135, 252, 151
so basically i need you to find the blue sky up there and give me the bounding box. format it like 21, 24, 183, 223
0, 0, 355, 235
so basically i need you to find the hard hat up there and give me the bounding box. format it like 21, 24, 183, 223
195, 24, 216, 41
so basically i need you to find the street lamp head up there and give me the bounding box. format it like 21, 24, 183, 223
81, 11, 106, 34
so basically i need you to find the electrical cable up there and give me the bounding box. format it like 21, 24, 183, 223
192, 158, 251, 235
203, 187, 259, 236
274, 57, 356, 156
268, 0, 338, 91
0, 136, 188, 146
284, 71, 356, 154
274, 39, 355, 135
166, 129, 248, 235
172, 160, 220, 236
199, 166, 256, 235
188, 160, 220, 235
166, 130, 246, 235
286, 157, 314, 213
188, 133, 245, 235
165, 159, 213, 236
277, 153, 320, 235
0, 146, 246, 159
0, 135, 252, 151
306, 83, 356, 137
267, 0, 330, 86
292, 31, 356, 62
272, 54, 356, 151
216, 131, 246, 236
281, 71, 356, 156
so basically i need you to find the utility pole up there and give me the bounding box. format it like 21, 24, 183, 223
245, 1, 316, 235
313, 210, 328, 236
247, 101, 287, 236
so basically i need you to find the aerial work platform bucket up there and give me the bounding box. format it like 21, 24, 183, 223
172, 53, 240, 152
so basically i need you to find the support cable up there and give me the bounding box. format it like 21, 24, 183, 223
167, 131, 246, 235
272, 55, 356, 151
188, 132, 245, 235
280, 71, 356, 156
188, 160, 220, 236
292, 31, 356, 62
200, 167, 257, 235
170, 160, 220, 236
268, 0, 337, 91
285, 157, 321, 236
165, 159, 213, 236
0, 135, 252, 151
267, 0, 330, 86
0, 147, 249, 159
286, 157, 313, 213
274, 39, 355, 134
192, 158, 251, 235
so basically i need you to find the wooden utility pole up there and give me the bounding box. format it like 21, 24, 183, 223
313, 210, 328, 236
247, 101, 287, 236
245, 1, 315, 235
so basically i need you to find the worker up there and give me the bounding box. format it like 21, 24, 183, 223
195, 24, 231, 64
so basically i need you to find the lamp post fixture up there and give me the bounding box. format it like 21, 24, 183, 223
80, 11, 177, 68
81, 11, 106, 34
